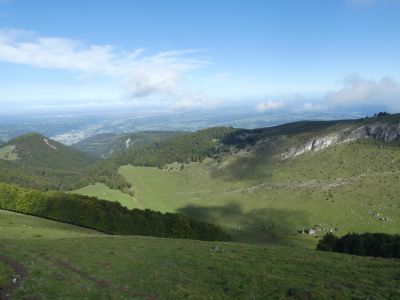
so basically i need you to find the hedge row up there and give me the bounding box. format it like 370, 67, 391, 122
0, 183, 230, 241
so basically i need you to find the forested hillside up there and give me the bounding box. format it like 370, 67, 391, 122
0, 133, 131, 193
73, 131, 185, 158
115, 127, 238, 167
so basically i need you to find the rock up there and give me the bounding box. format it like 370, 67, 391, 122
12, 275, 20, 284
308, 229, 316, 235
212, 246, 221, 252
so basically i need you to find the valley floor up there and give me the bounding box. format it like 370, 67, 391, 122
0, 209, 399, 299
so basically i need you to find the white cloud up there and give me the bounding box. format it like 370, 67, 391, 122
256, 100, 284, 112
0, 28, 208, 107
324, 75, 400, 110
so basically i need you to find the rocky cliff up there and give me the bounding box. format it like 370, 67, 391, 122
281, 122, 400, 158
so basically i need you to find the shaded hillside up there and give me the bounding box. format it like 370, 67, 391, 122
73, 131, 185, 159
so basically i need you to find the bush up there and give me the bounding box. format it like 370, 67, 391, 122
316, 233, 338, 251
317, 232, 400, 259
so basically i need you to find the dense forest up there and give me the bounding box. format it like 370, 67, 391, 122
0, 183, 230, 241
115, 127, 237, 167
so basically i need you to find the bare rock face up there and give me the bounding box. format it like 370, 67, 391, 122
364, 123, 400, 142
281, 122, 400, 159
282, 135, 339, 158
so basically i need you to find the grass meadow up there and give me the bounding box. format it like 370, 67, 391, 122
0, 209, 399, 299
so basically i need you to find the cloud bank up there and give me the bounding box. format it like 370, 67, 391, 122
325, 75, 400, 111
0, 28, 208, 107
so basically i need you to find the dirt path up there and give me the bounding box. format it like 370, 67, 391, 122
43, 254, 156, 299
0, 255, 28, 299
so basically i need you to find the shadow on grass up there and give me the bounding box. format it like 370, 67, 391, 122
178, 203, 310, 244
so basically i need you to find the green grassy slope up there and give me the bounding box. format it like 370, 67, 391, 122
69, 115, 400, 245
0, 145, 18, 160
71, 182, 138, 209
114, 139, 400, 246
0, 209, 399, 299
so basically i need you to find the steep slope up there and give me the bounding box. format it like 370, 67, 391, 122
73, 131, 186, 159
6, 132, 96, 169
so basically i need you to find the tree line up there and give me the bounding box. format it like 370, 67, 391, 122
317, 232, 400, 259
0, 183, 230, 241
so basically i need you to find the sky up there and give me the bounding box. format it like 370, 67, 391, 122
0, 0, 400, 115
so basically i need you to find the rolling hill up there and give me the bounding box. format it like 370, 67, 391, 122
72, 113, 400, 246
4, 132, 96, 169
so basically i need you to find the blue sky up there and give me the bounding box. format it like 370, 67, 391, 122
0, 0, 400, 114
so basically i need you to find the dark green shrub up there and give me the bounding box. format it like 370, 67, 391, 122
316, 233, 339, 251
